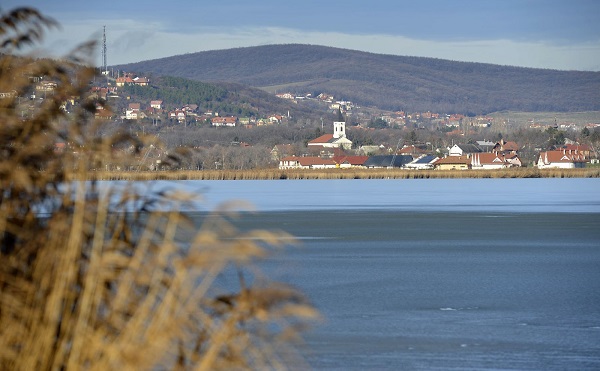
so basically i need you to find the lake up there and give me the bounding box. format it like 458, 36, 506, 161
130, 178, 600, 370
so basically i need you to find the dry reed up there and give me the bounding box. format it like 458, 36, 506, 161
86, 167, 600, 181
0, 7, 318, 371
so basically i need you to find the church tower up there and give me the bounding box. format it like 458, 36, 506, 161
333, 121, 346, 139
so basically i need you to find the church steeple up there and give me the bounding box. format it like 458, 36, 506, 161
334, 108, 346, 139
337, 107, 345, 122
333, 121, 346, 139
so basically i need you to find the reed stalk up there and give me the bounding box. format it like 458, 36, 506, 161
0, 8, 318, 370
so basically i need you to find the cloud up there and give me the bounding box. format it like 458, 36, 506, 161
32, 20, 600, 71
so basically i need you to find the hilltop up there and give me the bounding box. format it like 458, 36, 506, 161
114, 44, 600, 115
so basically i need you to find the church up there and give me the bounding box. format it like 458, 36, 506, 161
307, 120, 353, 150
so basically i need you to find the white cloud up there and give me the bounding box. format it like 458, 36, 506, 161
31, 21, 600, 71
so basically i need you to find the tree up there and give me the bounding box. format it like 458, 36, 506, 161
407, 130, 418, 144
337, 107, 345, 122
581, 127, 590, 138
546, 127, 566, 147
0, 7, 317, 370
368, 117, 388, 129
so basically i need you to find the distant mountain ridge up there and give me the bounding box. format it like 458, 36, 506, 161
114, 44, 600, 114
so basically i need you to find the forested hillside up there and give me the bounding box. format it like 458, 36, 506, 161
120, 76, 329, 119
114, 44, 600, 115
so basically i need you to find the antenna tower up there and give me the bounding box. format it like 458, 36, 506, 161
102, 26, 107, 75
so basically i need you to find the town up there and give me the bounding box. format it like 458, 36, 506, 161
11, 69, 600, 172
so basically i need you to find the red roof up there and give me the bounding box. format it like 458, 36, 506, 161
561, 144, 591, 152
472, 153, 505, 165
116, 77, 133, 83
433, 156, 470, 165
502, 141, 519, 151
308, 134, 334, 144
494, 140, 520, 152
333, 155, 369, 165
211, 116, 237, 124
540, 150, 587, 164
398, 145, 426, 155
299, 157, 336, 166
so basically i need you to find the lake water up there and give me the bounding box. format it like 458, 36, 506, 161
129, 178, 600, 370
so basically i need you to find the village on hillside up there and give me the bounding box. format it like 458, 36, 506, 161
7, 68, 600, 172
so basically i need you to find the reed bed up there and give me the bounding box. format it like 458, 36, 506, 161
87, 167, 600, 181
0, 8, 317, 371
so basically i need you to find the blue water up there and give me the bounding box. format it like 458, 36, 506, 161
112, 178, 600, 370
246, 210, 600, 370
131, 178, 600, 213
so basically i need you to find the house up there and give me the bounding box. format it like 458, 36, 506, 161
448, 144, 482, 156
492, 139, 519, 155
89, 86, 110, 100
357, 145, 386, 155
504, 153, 523, 167
470, 153, 511, 170
276, 93, 294, 100
557, 144, 593, 159
278, 156, 337, 169
125, 110, 140, 120
308, 121, 352, 150
115, 76, 134, 86
150, 100, 163, 109
317, 93, 334, 102
126, 103, 142, 120
0, 90, 17, 99
36, 81, 57, 92
183, 104, 198, 113
405, 155, 439, 170
398, 145, 427, 156
363, 155, 413, 168
433, 156, 471, 170
94, 107, 114, 121
133, 77, 149, 86
268, 115, 284, 124
536, 150, 588, 169
332, 155, 369, 169
169, 110, 186, 122
238, 117, 252, 126
211, 116, 237, 127
475, 140, 496, 152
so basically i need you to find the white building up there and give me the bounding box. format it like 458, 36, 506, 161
307, 121, 353, 150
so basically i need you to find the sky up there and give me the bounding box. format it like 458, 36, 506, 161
3, 0, 600, 71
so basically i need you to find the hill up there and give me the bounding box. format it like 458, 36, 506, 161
117, 75, 331, 121
114, 44, 600, 115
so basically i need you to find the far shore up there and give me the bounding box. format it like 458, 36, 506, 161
81, 167, 600, 181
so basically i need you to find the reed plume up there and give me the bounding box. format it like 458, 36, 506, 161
0, 7, 317, 370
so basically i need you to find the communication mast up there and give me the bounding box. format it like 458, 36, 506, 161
101, 26, 107, 75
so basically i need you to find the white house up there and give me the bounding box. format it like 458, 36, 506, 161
448, 144, 482, 157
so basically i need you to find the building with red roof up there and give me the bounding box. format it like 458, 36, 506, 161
536, 150, 588, 169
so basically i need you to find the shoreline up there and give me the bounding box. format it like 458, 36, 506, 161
82, 167, 600, 181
